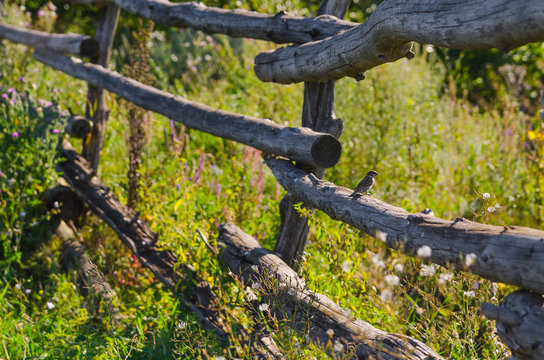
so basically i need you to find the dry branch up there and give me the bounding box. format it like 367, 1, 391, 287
56, 140, 282, 358
254, 0, 544, 83
480, 291, 544, 360
0, 22, 98, 57
266, 157, 544, 293
34, 48, 341, 168
218, 223, 444, 360
68, 0, 357, 44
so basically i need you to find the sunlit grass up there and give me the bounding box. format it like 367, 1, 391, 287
1, 1, 543, 358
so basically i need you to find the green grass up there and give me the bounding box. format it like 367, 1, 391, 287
1, 1, 543, 359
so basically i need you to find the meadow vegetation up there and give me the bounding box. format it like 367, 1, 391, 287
1, 1, 543, 358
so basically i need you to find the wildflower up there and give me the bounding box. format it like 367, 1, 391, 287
333, 340, 344, 353
177, 321, 187, 330
251, 282, 260, 290
326, 329, 334, 337
482, 193, 491, 200
20, 211, 26, 218
375, 230, 387, 243
11, 132, 19, 138
384, 274, 400, 286
7, 88, 15, 94
19, 76, 25, 82
394, 263, 404, 273
464, 290, 475, 298
25, 289, 31, 294
371, 253, 385, 268
1, 93, 7, 99
438, 272, 453, 285
258, 303, 269, 312
416, 245, 432, 258
342, 260, 352, 272
53, 201, 59, 208
46, 301, 55, 309
487, 206, 496, 213
214, 356, 226, 360
51, 129, 60, 134
53, 88, 58, 94
24, 22, 30, 28
425, 45, 434, 53
465, 253, 477, 267
15, 284, 21, 289
37, 10, 45, 17
494, 203, 501, 209
419, 264, 439, 277
33, 68, 38, 73
380, 289, 393, 302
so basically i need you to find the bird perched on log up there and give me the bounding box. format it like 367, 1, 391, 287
351, 170, 379, 197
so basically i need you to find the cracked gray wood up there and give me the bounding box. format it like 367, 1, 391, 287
0, 22, 98, 57
480, 291, 544, 360
218, 223, 444, 360
274, 0, 349, 269
254, 0, 544, 83
34, 48, 342, 168
266, 157, 544, 293
68, 0, 357, 44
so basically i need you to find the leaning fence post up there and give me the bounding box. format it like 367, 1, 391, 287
274, 0, 351, 269
82, 4, 120, 172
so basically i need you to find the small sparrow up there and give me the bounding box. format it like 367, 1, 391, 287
421, 208, 434, 216
351, 170, 379, 197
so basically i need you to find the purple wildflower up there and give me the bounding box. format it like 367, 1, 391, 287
12, 132, 19, 138
52, 129, 60, 134
215, 183, 221, 199
7, 88, 15, 94
37, 10, 45, 17
194, 152, 205, 184
24, 23, 30, 28
1, 93, 7, 99
33, 68, 38, 73
19, 76, 25, 82
53, 88, 58, 94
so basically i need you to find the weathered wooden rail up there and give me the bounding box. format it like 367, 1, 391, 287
3, 0, 544, 358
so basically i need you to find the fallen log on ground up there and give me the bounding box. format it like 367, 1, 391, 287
480, 291, 544, 360
0, 22, 98, 57
218, 223, 444, 360
254, 0, 544, 83
67, 0, 356, 44
35, 49, 341, 168
57, 220, 119, 318
265, 157, 544, 293
56, 140, 283, 358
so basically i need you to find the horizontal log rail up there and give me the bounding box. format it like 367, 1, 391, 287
265, 157, 544, 293
34, 48, 341, 168
218, 223, 444, 360
254, 0, 544, 83
68, 0, 357, 44
0, 22, 98, 57
57, 140, 282, 358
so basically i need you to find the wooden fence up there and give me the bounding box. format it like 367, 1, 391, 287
2, 0, 544, 358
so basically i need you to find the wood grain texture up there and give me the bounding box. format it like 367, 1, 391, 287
68, 0, 357, 44
266, 157, 544, 293
254, 0, 544, 83
481, 291, 544, 360
0, 22, 98, 57
218, 223, 444, 360
34, 48, 342, 168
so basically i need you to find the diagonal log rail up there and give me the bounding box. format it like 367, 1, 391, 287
33, 48, 341, 168
266, 157, 544, 293
68, 0, 357, 44
0, 22, 99, 57
218, 223, 444, 360
57, 140, 283, 358
254, 0, 544, 83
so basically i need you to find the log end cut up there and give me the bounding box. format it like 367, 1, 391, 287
79, 37, 100, 58
311, 134, 341, 168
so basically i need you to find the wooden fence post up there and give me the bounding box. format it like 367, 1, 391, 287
274, 0, 350, 269
83, 4, 120, 172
